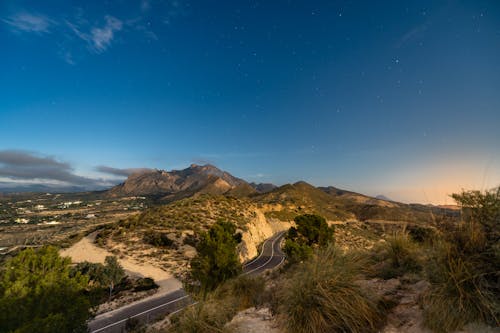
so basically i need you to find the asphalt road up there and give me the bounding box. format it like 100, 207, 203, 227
88, 231, 286, 333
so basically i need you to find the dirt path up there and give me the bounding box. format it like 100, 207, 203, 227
60, 232, 181, 293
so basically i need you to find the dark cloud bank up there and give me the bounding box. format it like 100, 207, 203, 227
0, 150, 131, 192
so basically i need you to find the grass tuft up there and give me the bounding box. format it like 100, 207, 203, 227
421, 223, 499, 332
371, 232, 422, 279
275, 246, 386, 333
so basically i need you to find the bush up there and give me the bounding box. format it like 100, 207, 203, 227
275, 246, 385, 333
283, 238, 313, 262
407, 225, 436, 243
183, 233, 198, 247
72, 256, 125, 300
133, 277, 159, 292
284, 214, 334, 263
376, 232, 422, 279
143, 231, 176, 248
294, 214, 335, 246
421, 189, 500, 332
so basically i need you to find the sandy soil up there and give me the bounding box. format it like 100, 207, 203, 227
60, 232, 181, 293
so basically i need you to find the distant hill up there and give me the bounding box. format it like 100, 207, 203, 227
375, 194, 392, 201
249, 182, 277, 193
251, 182, 449, 223
253, 181, 355, 221
105, 164, 252, 200
103, 164, 458, 223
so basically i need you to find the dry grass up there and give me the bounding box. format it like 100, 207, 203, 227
421, 221, 499, 332
368, 231, 423, 280
170, 275, 266, 333
275, 245, 386, 333
169, 298, 236, 333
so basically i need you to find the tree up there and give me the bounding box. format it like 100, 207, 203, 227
284, 214, 335, 262
294, 214, 334, 246
0, 246, 92, 333
190, 221, 242, 292
73, 256, 125, 299
103, 256, 126, 298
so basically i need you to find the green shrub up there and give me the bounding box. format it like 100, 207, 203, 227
421, 189, 500, 332
407, 225, 436, 243
284, 214, 334, 263
143, 231, 176, 248
183, 233, 199, 247
276, 246, 385, 333
294, 214, 335, 246
133, 277, 159, 292
283, 238, 313, 262
72, 256, 125, 300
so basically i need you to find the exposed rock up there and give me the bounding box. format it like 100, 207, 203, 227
238, 208, 291, 262
361, 278, 432, 333
179, 244, 196, 259
225, 307, 282, 333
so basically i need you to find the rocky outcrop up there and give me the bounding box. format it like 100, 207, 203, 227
238, 208, 291, 262
225, 307, 282, 333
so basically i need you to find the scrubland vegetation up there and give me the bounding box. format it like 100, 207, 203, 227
168, 189, 498, 333
421, 188, 499, 332
0, 246, 156, 333
0, 188, 497, 333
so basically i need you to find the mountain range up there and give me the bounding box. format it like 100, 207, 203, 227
104, 164, 456, 223
106, 164, 258, 201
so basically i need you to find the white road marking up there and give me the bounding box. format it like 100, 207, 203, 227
242, 231, 284, 275
90, 231, 287, 332
242, 237, 270, 267
90, 295, 190, 333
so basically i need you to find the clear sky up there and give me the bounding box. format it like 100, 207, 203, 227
1, 0, 499, 204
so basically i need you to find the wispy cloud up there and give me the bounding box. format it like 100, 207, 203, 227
61, 51, 75, 65
2, 12, 54, 34
3, 2, 187, 63
396, 21, 430, 48
67, 15, 123, 53
96, 165, 152, 177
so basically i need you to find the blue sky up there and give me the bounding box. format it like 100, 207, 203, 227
1, 0, 499, 204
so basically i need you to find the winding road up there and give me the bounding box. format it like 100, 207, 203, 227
88, 231, 286, 333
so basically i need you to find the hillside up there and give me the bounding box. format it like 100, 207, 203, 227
106, 164, 449, 224
253, 181, 355, 221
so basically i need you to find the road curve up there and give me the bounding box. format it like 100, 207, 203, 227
88, 231, 287, 333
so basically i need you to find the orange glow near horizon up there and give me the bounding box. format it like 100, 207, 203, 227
376, 154, 500, 205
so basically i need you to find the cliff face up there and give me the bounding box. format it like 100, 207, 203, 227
238, 208, 291, 262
